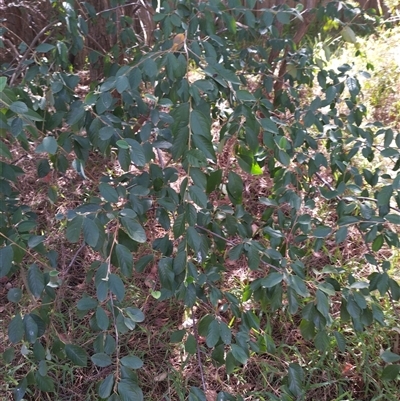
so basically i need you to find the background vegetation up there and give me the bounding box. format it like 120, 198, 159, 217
1, 1, 400, 400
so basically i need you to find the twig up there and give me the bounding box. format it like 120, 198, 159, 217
315, 173, 400, 213
195, 224, 235, 246
10, 21, 57, 85
195, 225, 283, 272
95, 2, 147, 17
63, 243, 85, 276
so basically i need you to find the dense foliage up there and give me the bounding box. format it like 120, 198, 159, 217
1, 1, 400, 400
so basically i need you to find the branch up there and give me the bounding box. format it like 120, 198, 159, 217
195, 225, 283, 272
10, 21, 57, 86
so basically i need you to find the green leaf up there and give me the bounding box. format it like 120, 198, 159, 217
120, 355, 143, 369
189, 387, 207, 401
335, 226, 348, 244
0, 141, 12, 159
0, 246, 14, 277
300, 319, 315, 341
96, 92, 112, 114
288, 363, 304, 397
313, 226, 332, 238
116, 244, 134, 277
35, 372, 55, 392
127, 139, 146, 167
117, 140, 130, 149
125, 307, 145, 322
7, 288, 22, 303
36, 43, 55, 52
260, 272, 283, 288
227, 171, 243, 204
225, 351, 236, 375
96, 307, 110, 331
121, 217, 147, 243
34, 341, 46, 362
24, 314, 38, 343
65, 344, 88, 367
381, 351, 400, 363
206, 319, 220, 348
66, 215, 84, 243
0, 76, 6, 92
187, 226, 201, 253
170, 329, 186, 343
333, 331, 346, 352
99, 183, 119, 203
315, 289, 330, 317
10, 101, 29, 114
27, 235, 45, 248
207, 169, 222, 193
116, 75, 130, 94
386, 214, 400, 224
192, 132, 216, 160
278, 150, 290, 166
372, 234, 384, 252
236, 90, 256, 102
3, 347, 15, 364
381, 364, 400, 380
27, 264, 44, 298
231, 344, 248, 365
314, 330, 329, 352
91, 352, 112, 367
173, 213, 186, 238
189, 185, 208, 208
260, 118, 278, 135
191, 110, 210, 138
118, 379, 143, 401
341, 25, 357, 43
14, 378, 27, 401
83, 217, 100, 247
377, 185, 393, 207
35, 136, 58, 155
185, 333, 197, 354
77, 296, 98, 311
98, 374, 114, 399
289, 275, 309, 297
8, 313, 24, 343
219, 322, 232, 345
109, 273, 125, 302
99, 126, 116, 140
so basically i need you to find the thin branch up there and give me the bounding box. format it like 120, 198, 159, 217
63, 243, 86, 276
94, 2, 149, 17
10, 21, 57, 85
315, 172, 400, 214
195, 225, 283, 272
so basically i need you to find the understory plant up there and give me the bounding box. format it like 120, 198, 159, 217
1, 0, 399, 400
